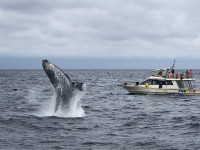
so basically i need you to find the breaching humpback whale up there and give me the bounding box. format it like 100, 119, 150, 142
42, 59, 86, 112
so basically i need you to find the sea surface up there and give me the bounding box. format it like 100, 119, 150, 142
0, 69, 200, 150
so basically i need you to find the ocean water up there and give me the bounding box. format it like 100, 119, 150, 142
0, 69, 200, 150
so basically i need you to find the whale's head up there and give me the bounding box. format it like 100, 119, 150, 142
42, 59, 53, 69
42, 59, 60, 87
42, 59, 55, 73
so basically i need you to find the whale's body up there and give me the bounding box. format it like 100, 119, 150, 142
42, 59, 85, 112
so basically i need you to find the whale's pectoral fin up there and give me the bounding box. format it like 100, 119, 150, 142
72, 82, 86, 91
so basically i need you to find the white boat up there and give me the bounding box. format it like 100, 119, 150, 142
118, 61, 200, 95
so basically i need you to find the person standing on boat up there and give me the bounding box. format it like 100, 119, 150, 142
167, 72, 170, 78
172, 73, 175, 78
176, 73, 179, 79
189, 69, 192, 77
159, 71, 163, 76
186, 70, 189, 78
172, 69, 175, 74
171, 69, 175, 78
180, 73, 184, 80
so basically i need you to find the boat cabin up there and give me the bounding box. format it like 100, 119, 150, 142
140, 75, 195, 90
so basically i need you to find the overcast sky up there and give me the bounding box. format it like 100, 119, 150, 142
1, 0, 200, 69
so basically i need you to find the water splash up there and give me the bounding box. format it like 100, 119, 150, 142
37, 94, 56, 117
27, 88, 86, 118
53, 92, 86, 118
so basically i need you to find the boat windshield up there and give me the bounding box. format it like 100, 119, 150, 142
141, 79, 173, 85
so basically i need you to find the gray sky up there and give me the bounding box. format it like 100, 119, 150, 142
1, 0, 200, 69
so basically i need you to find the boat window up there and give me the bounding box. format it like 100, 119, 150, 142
158, 81, 173, 85
152, 80, 159, 85
159, 81, 166, 85
141, 80, 172, 85
141, 80, 159, 85
166, 81, 173, 85
141, 80, 151, 85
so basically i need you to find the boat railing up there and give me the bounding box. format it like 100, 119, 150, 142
155, 74, 193, 79
151, 69, 193, 80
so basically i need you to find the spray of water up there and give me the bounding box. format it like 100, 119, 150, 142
53, 92, 86, 118
27, 88, 86, 118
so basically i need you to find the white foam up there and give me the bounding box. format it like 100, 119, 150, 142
28, 88, 86, 118
37, 94, 56, 117
53, 92, 86, 118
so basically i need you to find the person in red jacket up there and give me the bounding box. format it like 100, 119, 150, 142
189, 70, 192, 77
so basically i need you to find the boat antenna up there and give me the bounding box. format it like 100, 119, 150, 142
170, 59, 176, 72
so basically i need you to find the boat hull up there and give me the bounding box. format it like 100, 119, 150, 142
121, 85, 200, 95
